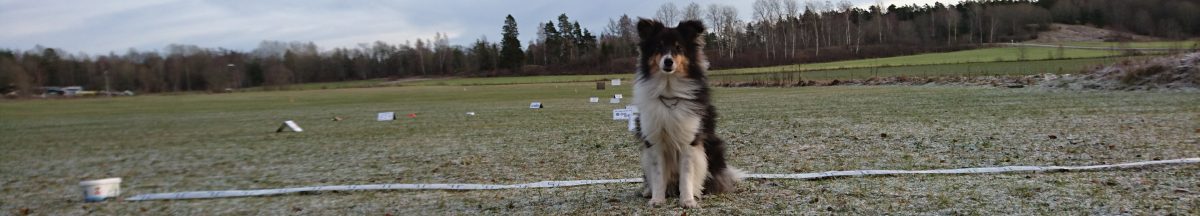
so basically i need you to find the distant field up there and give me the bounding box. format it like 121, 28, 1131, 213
295, 49, 1122, 87
401, 74, 631, 86
242, 79, 387, 91
382, 56, 1138, 86
2, 83, 1198, 214
1039, 41, 1200, 49
713, 46, 1132, 75
237, 42, 1193, 88
710, 56, 1146, 82
238, 74, 633, 91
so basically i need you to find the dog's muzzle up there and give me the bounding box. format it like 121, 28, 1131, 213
661, 56, 675, 74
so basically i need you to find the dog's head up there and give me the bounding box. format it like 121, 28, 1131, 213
637, 19, 706, 79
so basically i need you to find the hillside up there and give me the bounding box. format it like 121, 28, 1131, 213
1030, 24, 1161, 43
1043, 52, 1200, 90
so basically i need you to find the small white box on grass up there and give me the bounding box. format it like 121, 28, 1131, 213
589, 97, 599, 103
377, 112, 396, 121
276, 120, 303, 132
626, 105, 638, 113
79, 178, 121, 202
530, 102, 543, 109
609, 98, 620, 104
614, 94, 623, 99
611, 79, 621, 86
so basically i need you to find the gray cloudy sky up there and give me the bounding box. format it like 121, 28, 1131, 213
0, 0, 950, 54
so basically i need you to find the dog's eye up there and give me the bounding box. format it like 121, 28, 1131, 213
674, 45, 683, 52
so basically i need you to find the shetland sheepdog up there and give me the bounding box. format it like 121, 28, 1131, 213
632, 19, 743, 208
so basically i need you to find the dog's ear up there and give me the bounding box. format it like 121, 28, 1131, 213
637, 18, 663, 40
677, 20, 706, 43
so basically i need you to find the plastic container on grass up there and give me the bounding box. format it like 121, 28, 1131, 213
79, 178, 121, 202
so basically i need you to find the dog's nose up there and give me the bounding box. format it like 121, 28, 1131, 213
663, 59, 674, 72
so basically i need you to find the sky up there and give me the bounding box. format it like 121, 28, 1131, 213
0, 0, 952, 55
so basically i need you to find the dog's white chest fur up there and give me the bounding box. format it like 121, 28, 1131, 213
635, 74, 702, 148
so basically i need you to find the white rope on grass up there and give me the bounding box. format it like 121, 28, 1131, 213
126, 157, 1200, 201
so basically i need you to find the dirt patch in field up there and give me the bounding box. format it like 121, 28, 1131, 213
1041, 52, 1200, 90
1029, 24, 1159, 43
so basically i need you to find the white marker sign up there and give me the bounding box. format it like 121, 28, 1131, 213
377, 112, 396, 121
614, 94, 623, 99
589, 97, 599, 103
609, 98, 620, 104
611, 79, 621, 86
613, 109, 634, 120
625, 105, 639, 113
530, 102, 543, 109
276, 120, 303, 132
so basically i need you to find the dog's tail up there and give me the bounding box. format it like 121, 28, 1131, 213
704, 166, 746, 194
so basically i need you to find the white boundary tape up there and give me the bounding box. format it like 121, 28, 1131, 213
126, 157, 1199, 201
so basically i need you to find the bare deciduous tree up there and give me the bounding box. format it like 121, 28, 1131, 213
656, 2, 679, 24
784, 0, 799, 58
839, 1, 853, 48
683, 3, 702, 22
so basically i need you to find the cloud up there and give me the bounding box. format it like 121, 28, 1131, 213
0, 0, 961, 54
0, 0, 169, 37
0, 0, 461, 53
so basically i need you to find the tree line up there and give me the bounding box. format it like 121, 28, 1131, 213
3, 0, 1199, 95
694, 0, 1200, 68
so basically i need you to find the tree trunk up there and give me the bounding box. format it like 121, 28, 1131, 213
989, 17, 997, 43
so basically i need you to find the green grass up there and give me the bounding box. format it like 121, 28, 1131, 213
239, 45, 1142, 88
1037, 41, 1200, 49
401, 74, 632, 86
238, 74, 635, 90
710, 56, 1145, 82
238, 41, 1197, 88
713, 46, 1131, 75
2, 83, 1198, 214
242, 79, 389, 91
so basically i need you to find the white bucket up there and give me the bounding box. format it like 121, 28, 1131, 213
79, 178, 121, 202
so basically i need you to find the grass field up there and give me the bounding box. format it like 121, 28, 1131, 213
234, 42, 1195, 89
233, 46, 1141, 89
239, 74, 635, 90
2, 83, 1199, 214
361, 48, 1150, 87
710, 56, 1141, 82
241, 79, 388, 91
329, 56, 1141, 87
401, 74, 631, 86
713, 46, 1131, 75
1042, 41, 1200, 49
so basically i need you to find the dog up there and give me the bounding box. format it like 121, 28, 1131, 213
632, 19, 743, 208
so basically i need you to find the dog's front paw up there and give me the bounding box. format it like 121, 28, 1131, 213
647, 198, 667, 207
679, 199, 701, 209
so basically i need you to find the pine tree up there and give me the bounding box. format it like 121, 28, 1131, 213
542, 22, 561, 64
558, 14, 575, 61
472, 37, 496, 71
500, 15, 525, 71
